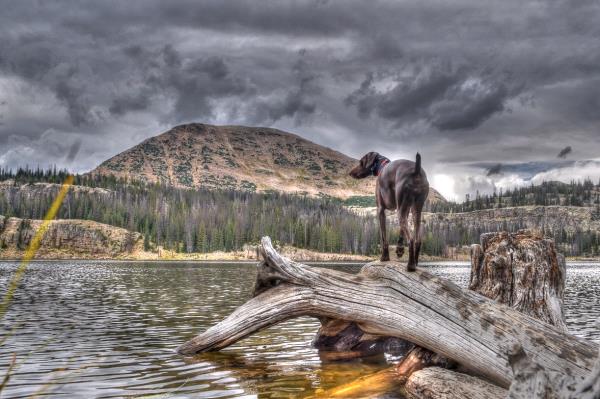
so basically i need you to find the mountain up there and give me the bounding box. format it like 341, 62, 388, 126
91, 123, 445, 204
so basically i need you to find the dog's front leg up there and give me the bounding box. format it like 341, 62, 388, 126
378, 207, 390, 261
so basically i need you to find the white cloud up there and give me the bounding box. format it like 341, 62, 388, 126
531, 160, 600, 185
431, 160, 600, 203
431, 174, 458, 201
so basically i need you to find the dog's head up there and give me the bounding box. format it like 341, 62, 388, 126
349, 152, 379, 179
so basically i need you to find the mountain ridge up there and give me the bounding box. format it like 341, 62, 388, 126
91, 123, 446, 204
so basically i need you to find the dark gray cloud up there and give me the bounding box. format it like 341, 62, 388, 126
251, 54, 321, 125
557, 146, 572, 159
345, 66, 516, 131
486, 163, 503, 176
65, 139, 82, 163
0, 0, 599, 199
473, 161, 573, 179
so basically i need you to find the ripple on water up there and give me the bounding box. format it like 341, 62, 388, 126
0, 261, 598, 398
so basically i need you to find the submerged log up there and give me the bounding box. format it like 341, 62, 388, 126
404, 367, 507, 399
178, 236, 597, 389
310, 346, 451, 398
312, 367, 402, 398
311, 319, 412, 361
395, 346, 450, 385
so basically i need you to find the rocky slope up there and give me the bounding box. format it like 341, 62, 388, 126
348, 204, 600, 259
0, 179, 113, 197
351, 205, 600, 233
0, 216, 143, 259
0, 215, 379, 261
91, 123, 445, 204
423, 205, 600, 234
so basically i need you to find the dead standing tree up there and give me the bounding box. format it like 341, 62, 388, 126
178, 234, 598, 395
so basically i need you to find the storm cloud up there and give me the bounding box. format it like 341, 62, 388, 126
557, 146, 572, 159
486, 164, 503, 177
1, 0, 599, 199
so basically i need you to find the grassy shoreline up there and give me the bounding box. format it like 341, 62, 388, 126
0, 245, 461, 262
1, 248, 598, 263
0, 246, 600, 263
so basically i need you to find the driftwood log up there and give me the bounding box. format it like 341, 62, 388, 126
318, 229, 577, 398
178, 236, 598, 391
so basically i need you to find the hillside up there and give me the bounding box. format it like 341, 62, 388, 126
91, 123, 444, 204
0, 179, 385, 256
437, 179, 600, 213
350, 205, 600, 257
0, 215, 379, 261
353, 205, 600, 233
0, 216, 143, 259
0, 179, 113, 197
2, 176, 600, 258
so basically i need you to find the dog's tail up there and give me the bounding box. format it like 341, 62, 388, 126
414, 152, 421, 174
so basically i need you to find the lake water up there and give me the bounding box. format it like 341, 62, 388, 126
1, 261, 598, 398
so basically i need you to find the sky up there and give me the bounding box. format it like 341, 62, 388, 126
1, 1, 599, 201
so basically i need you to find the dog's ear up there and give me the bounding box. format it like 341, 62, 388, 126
350, 151, 380, 178
361, 152, 379, 169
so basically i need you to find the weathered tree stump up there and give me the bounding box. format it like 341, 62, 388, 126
470, 229, 567, 331
178, 236, 598, 391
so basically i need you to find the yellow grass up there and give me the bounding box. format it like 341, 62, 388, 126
0, 175, 73, 318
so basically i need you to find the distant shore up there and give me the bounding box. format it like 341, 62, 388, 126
1, 247, 597, 263
0, 244, 463, 263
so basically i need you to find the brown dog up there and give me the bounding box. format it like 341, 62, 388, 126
350, 152, 429, 270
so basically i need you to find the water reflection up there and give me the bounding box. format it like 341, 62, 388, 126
0, 261, 598, 398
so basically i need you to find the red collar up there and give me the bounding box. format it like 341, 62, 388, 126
374, 159, 390, 176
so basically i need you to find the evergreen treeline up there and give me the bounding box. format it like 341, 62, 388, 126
2, 167, 600, 257
422, 179, 600, 256
0, 167, 388, 255
420, 218, 600, 258
431, 179, 600, 214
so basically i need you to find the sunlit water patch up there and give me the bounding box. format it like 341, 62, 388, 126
0, 261, 598, 398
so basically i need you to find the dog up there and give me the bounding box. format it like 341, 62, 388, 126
350, 152, 429, 271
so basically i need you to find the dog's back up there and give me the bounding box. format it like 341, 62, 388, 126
390, 154, 429, 201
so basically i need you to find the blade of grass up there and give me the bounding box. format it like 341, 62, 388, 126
0, 175, 74, 319
0, 353, 16, 392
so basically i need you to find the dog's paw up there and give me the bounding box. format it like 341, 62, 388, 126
395, 246, 404, 257
380, 254, 390, 262
406, 263, 416, 272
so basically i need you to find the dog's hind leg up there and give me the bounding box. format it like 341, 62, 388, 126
378, 207, 390, 261
397, 203, 411, 262
410, 201, 425, 270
